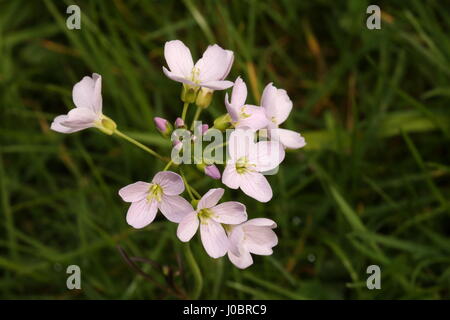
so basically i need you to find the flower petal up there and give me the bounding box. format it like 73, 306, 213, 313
227, 129, 256, 162
212, 202, 247, 224
244, 218, 277, 228
270, 128, 306, 149
152, 171, 184, 195
221, 50, 234, 80
227, 248, 253, 269
235, 105, 269, 130
253, 140, 285, 172
200, 80, 234, 90
62, 107, 98, 127
198, 188, 224, 210
164, 40, 194, 78
195, 44, 231, 82
72, 75, 97, 112
239, 171, 273, 203
231, 77, 247, 106
50, 115, 81, 133
244, 225, 278, 255
177, 211, 199, 242
222, 163, 241, 189
126, 199, 158, 229
118, 181, 150, 202
92, 73, 103, 114
158, 194, 193, 223
162, 67, 197, 86
200, 219, 229, 258
261, 83, 292, 125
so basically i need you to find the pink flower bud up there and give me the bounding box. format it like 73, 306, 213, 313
201, 124, 209, 135
154, 117, 168, 132
204, 165, 221, 180
175, 117, 185, 128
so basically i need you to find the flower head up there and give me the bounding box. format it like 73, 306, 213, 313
222, 129, 285, 202
118, 171, 192, 229
163, 40, 234, 91
225, 77, 268, 130
261, 83, 306, 149
177, 188, 247, 258
51, 73, 116, 134
227, 218, 278, 269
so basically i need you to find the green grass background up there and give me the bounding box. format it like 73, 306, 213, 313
1, 0, 449, 299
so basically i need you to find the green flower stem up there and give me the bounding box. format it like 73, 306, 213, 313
181, 102, 190, 123
184, 243, 203, 300
190, 106, 203, 131
114, 129, 166, 162
163, 159, 174, 171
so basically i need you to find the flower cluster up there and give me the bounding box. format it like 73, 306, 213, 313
50, 40, 305, 269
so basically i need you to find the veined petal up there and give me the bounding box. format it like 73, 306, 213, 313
200, 80, 234, 90
92, 73, 103, 114
195, 44, 231, 82
227, 248, 253, 269
261, 83, 292, 125
253, 140, 285, 172
200, 219, 229, 258
158, 194, 193, 223
177, 211, 199, 242
118, 181, 150, 202
126, 199, 158, 229
227, 129, 256, 162
211, 202, 247, 224
236, 105, 269, 130
162, 67, 197, 86
164, 40, 194, 78
244, 225, 278, 255
244, 218, 277, 228
152, 171, 184, 195
231, 77, 247, 107
50, 115, 81, 133
198, 188, 224, 210
270, 128, 306, 149
221, 50, 234, 80
239, 171, 273, 203
61, 107, 98, 127
72, 75, 96, 111
225, 92, 239, 122
222, 163, 241, 189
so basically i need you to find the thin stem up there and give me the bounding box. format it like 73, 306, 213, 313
163, 160, 174, 171
181, 102, 190, 123
183, 243, 203, 300
180, 169, 195, 201
190, 107, 203, 131
114, 129, 167, 162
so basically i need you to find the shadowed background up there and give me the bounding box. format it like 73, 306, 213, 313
1, 0, 449, 299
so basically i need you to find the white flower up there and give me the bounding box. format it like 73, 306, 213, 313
176, 188, 247, 258
118, 171, 192, 229
51, 73, 115, 134
261, 83, 306, 149
163, 40, 234, 90
222, 129, 285, 203
227, 218, 278, 269
225, 77, 269, 130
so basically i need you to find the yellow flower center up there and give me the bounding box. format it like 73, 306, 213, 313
146, 184, 163, 202
198, 208, 213, 223
235, 157, 255, 174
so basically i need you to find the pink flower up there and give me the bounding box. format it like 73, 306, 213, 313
175, 117, 185, 128
118, 171, 192, 229
154, 117, 169, 132
225, 77, 268, 130
222, 129, 285, 203
177, 188, 247, 258
51, 74, 115, 134
227, 218, 278, 269
163, 40, 234, 90
204, 164, 221, 180
261, 83, 306, 149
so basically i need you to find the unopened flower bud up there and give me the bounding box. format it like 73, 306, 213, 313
204, 164, 221, 180
201, 124, 209, 135
213, 113, 232, 131
175, 117, 185, 128
195, 87, 213, 109
181, 84, 199, 103
154, 117, 172, 136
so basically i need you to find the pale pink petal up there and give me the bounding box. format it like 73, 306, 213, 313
62, 107, 98, 127
227, 129, 256, 161
253, 140, 285, 172
158, 194, 193, 223
243, 225, 278, 255
244, 218, 277, 228
211, 202, 247, 224
228, 225, 244, 256
195, 44, 231, 82
177, 211, 199, 242
162, 67, 197, 86
222, 163, 241, 189
228, 248, 253, 269
92, 73, 103, 114
261, 83, 277, 119
126, 199, 158, 229
225, 92, 239, 122
231, 77, 247, 106
50, 115, 81, 133
152, 171, 184, 195
200, 219, 229, 258
221, 50, 234, 80
261, 83, 292, 125
72, 76, 96, 111
200, 80, 234, 90
235, 105, 269, 130
239, 171, 273, 203
164, 40, 194, 78
270, 128, 306, 149
118, 181, 150, 202
197, 188, 224, 210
